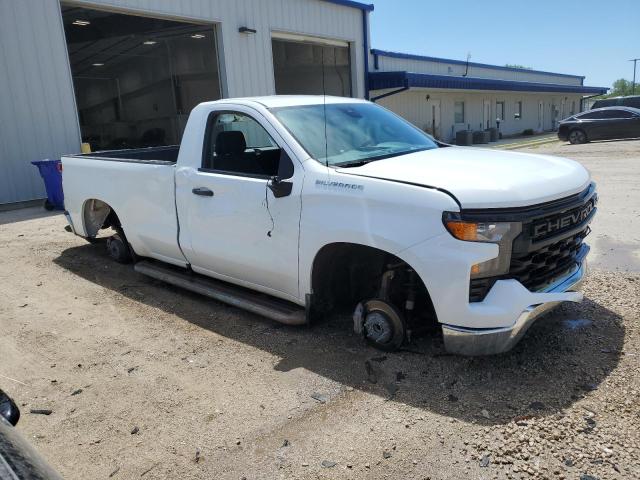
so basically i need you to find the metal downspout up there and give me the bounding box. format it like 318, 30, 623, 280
362, 9, 370, 100
580, 93, 602, 111
370, 81, 410, 103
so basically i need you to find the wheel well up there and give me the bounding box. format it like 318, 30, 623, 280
310, 243, 437, 328
82, 199, 122, 238
570, 127, 587, 137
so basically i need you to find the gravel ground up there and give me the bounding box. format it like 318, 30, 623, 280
0, 139, 639, 480
517, 138, 640, 273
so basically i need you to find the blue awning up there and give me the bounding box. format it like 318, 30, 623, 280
369, 71, 608, 95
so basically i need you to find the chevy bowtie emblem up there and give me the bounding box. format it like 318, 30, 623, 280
533, 201, 595, 238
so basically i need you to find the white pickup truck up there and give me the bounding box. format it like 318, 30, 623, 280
62, 96, 597, 355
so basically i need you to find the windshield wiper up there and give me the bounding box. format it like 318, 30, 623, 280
335, 159, 374, 168
355, 145, 393, 152
334, 146, 435, 168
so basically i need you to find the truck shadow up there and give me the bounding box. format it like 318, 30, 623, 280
54, 244, 625, 426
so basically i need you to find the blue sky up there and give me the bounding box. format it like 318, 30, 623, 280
369, 0, 640, 88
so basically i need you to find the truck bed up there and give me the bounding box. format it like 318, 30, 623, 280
62, 146, 185, 267
70, 145, 180, 165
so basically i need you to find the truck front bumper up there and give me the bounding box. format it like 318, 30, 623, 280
441, 259, 587, 356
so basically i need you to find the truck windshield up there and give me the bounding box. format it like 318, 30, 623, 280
272, 103, 438, 167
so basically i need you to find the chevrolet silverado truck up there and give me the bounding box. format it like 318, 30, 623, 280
62, 96, 597, 355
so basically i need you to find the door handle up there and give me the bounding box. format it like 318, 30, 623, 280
192, 187, 214, 197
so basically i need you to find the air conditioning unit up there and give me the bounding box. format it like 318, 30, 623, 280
485, 127, 498, 142
455, 130, 473, 146
472, 130, 490, 144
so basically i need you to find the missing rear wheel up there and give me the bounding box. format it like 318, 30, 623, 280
107, 234, 132, 264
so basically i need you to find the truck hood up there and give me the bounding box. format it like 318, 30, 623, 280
336, 147, 591, 209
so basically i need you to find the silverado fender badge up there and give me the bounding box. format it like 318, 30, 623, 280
315, 179, 364, 191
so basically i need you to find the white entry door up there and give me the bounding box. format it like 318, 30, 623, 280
426, 99, 441, 139
483, 100, 491, 129
538, 101, 544, 131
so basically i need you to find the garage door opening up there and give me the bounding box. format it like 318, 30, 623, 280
61, 5, 222, 150
272, 37, 352, 97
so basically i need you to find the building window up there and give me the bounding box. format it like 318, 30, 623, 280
515, 101, 523, 119
454, 101, 465, 124
496, 101, 505, 122
570, 101, 576, 116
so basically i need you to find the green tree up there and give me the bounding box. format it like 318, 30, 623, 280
599, 78, 634, 98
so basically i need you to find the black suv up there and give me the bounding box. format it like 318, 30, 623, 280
557, 107, 640, 144
591, 95, 640, 110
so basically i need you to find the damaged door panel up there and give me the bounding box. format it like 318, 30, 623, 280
175, 107, 302, 301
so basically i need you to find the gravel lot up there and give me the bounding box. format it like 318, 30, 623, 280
1, 139, 639, 480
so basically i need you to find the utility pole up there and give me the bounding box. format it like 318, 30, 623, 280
631, 58, 640, 95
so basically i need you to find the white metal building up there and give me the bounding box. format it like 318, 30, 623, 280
368, 50, 607, 142
0, 0, 372, 206
0, 0, 605, 206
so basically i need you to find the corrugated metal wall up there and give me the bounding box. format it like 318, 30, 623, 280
0, 0, 82, 204
0, 0, 366, 204
374, 55, 583, 87
68, 0, 365, 98
377, 89, 584, 141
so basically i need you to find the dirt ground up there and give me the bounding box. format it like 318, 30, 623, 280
1, 139, 639, 480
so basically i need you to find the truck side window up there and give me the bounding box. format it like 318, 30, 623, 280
202, 111, 291, 178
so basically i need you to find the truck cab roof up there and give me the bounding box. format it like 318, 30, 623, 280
198, 95, 369, 109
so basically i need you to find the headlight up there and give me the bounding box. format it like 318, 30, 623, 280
444, 219, 515, 243
443, 212, 522, 279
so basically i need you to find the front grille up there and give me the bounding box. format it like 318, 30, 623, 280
510, 228, 588, 291
469, 229, 589, 302
530, 200, 596, 242
466, 186, 596, 302
469, 277, 495, 303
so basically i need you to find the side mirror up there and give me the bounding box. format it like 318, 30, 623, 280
268, 176, 293, 198
0, 389, 21, 426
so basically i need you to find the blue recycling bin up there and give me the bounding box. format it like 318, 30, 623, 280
31, 159, 64, 211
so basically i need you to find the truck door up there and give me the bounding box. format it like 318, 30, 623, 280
175, 108, 303, 302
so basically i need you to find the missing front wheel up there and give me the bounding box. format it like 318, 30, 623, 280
354, 299, 406, 352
